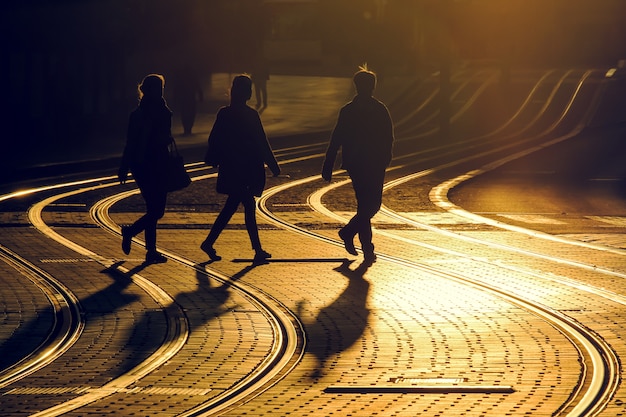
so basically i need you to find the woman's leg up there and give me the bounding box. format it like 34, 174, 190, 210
123, 182, 166, 256
142, 187, 168, 263
241, 193, 262, 251
204, 195, 240, 246
241, 193, 271, 262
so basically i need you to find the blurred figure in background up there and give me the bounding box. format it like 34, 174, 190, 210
251, 54, 269, 109
118, 73, 172, 264
174, 65, 204, 136
322, 66, 394, 264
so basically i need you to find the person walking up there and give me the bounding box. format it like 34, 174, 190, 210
174, 65, 203, 136
321, 66, 394, 264
201, 74, 280, 263
118, 73, 173, 264
251, 56, 269, 109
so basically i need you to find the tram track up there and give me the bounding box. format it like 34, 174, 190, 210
0, 177, 116, 392
310, 69, 621, 271
91, 184, 306, 417
0, 67, 619, 415
0, 139, 334, 413
256, 172, 622, 416
23, 186, 190, 417
0, 244, 84, 389
251, 69, 621, 415
110, 67, 621, 415
256, 167, 620, 417
0, 172, 306, 416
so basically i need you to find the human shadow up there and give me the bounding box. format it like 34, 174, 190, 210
232, 257, 349, 265
119, 261, 258, 373
297, 259, 372, 379
0, 256, 263, 385
0, 261, 140, 377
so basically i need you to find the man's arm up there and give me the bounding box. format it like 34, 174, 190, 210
321, 112, 345, 181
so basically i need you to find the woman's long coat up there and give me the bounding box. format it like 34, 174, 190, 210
204, 104, 279, 197
120, 98, 173, 190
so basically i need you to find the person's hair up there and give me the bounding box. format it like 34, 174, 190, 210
138, 74, 165, 100
230, 74, 252, 103
353, 64, 376, 95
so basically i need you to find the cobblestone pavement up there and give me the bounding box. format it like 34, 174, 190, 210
1, 74, 625, 416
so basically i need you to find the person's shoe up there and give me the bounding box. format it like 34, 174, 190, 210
145, 251, 167, 264
363, 244, 377, 265
121, 226, 132, 255
200, 240, 221, 261
253, 249, 272, 264
338, 229, 357, 256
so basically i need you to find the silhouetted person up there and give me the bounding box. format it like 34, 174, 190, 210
251, 55, 269, 109
174, 66, 203, 135
201, 74, 280, 263
118, 74, 173, 264
322, 67, 394, 264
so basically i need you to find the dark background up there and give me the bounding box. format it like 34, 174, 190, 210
2, 0, 626, 174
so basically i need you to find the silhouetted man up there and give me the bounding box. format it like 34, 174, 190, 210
322, 67, 394, 264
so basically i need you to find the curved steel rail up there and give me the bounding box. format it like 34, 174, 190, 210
0, 67, 606, 415
90, 184, 306, 416
0, 244, 84, 388
254, 69, 620, 416
258, 171, 620, 417
25, 185, 189, 417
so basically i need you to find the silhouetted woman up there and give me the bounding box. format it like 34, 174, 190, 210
118, 74, 172, 264
201, 74, 280, 262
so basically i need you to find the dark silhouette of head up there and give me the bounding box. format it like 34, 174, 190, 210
353, 66, 376, 96
230, 74, 252, 104
138, 74, 165, 100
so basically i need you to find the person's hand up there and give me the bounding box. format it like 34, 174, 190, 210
321, 160, 333, 182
